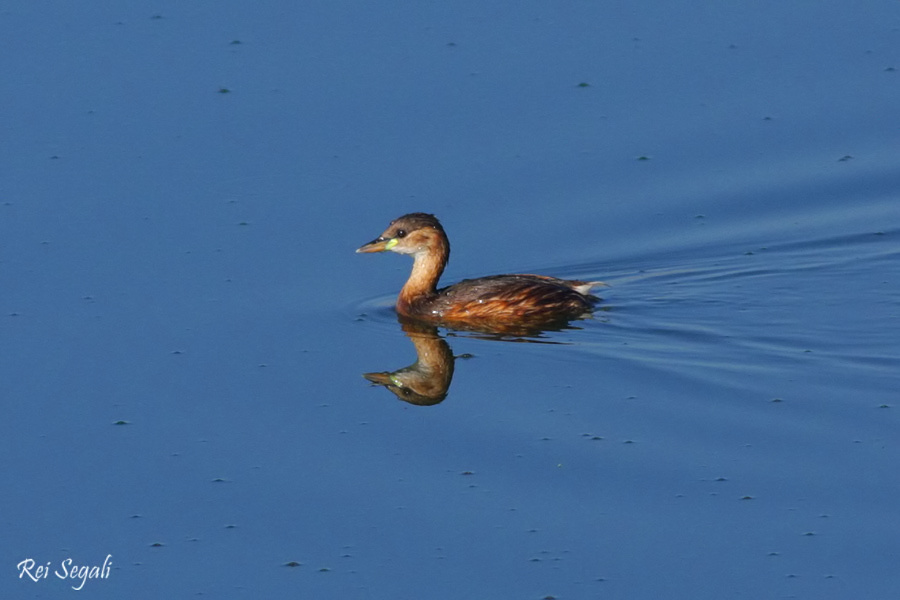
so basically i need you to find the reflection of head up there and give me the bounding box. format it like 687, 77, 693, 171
363, 320, 455, 406
363, 369, 449, 406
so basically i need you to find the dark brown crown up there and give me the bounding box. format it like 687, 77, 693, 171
387, 212, 444, 235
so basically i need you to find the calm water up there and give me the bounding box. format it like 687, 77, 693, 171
2, 2, 898, 599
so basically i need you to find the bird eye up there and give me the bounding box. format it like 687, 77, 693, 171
396, 229, 407, 238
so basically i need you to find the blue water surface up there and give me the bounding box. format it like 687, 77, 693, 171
2, 1, 898, 599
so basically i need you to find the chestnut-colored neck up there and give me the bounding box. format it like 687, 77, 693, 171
397, 236, 449, 314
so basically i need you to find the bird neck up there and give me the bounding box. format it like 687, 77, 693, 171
397, 239, 449, 312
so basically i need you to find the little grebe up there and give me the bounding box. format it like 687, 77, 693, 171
357, 213, 602, 329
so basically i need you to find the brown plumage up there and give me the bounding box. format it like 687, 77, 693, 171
357, 213, 602, 332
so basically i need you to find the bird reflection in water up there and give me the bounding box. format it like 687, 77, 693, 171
363, 318, 455, 406
363, 316, 590, 406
